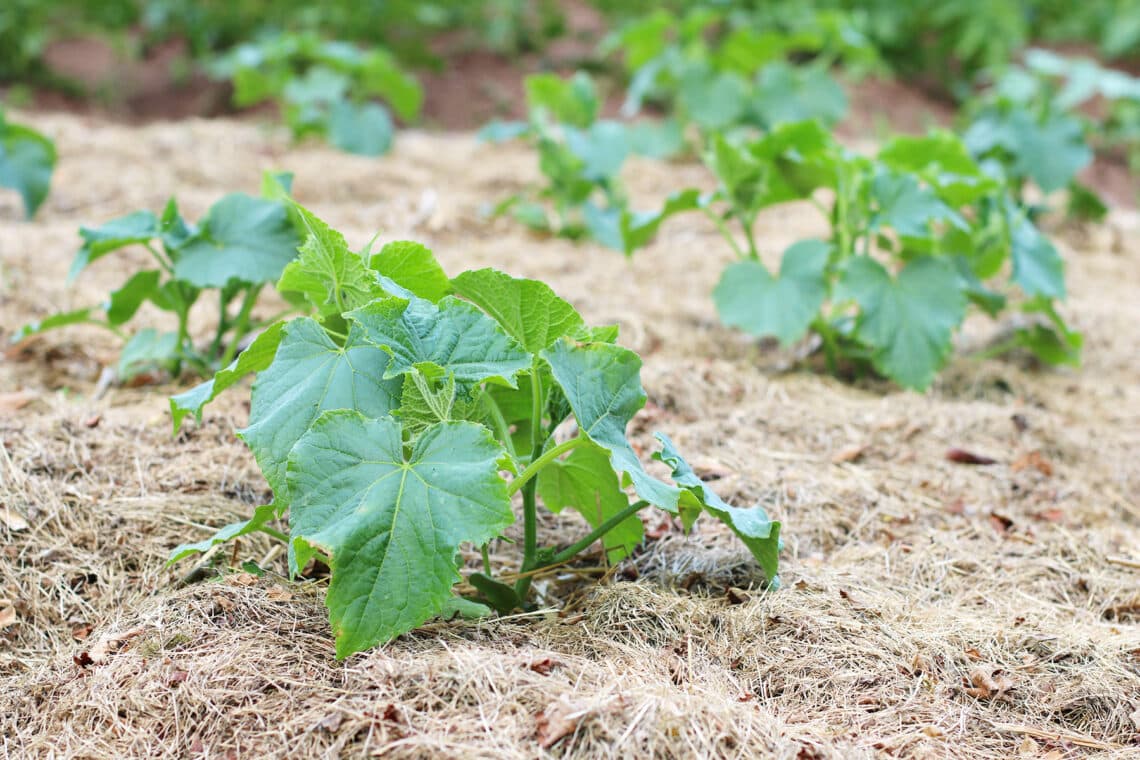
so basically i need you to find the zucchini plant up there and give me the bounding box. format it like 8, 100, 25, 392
0, 107, 55, 218
479, 71, 683, 250
14, 172, 301, 379
169, 201, 781, 658
621, 121, 1081, 390
209, 32, 422, 156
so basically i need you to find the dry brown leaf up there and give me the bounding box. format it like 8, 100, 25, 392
1012, 450, 1054, 477
946, 448, 998, 465
535, 702, 582, 749
1017, 737, 1039, 756
317, 713, 343, 732
832, 444, 868, 464
0, 391, 37, 413
76, 627, 146, 667
0, 506, 29, 531
921, 726, 943, 737
266, 586, 293, 602
0, 599, 16, 629
228, 572, 260, 587
964, 667, 1013, 699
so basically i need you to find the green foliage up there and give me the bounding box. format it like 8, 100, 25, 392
480, 71, 684, 249
0, 108, 55, 218
608, 6, 863, 134
964, 48, 1140, 214
622, 123, 1080, 390
169, 201, 781, 657
210, 32, 422, 155
15, 172, 302, 380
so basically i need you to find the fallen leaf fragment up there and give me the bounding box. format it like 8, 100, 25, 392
317, 713, 343, 732
832, 443, 868, 464
0, 599, 16, 629
75, 626, 146, 667
536, 702, 582, 749
528, 658, 560, 676
726, 587, 751, 605
83, 414, 102, 429
266, 586, 293, 602
0, 391, 36, 413
1017, 737, 1039, 756
228, 572, 260, 587
692, 457, 732, 480
964, 667, 1013, 699
946, 448, 997, 465
1011, 450, 1053, 476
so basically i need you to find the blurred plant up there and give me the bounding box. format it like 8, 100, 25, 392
0, 106, 55, 218
479, 71, 683, 249
14, 173, 303, 380
964, 48, 1140, 217
209, 33, 422, 155
604, 6, 874, 136
621, 123, 1080, 390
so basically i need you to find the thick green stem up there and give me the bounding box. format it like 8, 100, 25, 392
547, 500, 649, 566
516, 477, 539, 598
481, 392, 518, 463
507, 436, 587, 497
144, 242, 174, 275
813, 317, 839, 375
481, 544, 493, 576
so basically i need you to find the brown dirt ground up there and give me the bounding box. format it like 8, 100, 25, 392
0, 112, 1139, 759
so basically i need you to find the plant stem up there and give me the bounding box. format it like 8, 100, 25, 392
481, 543, 493, 576
144, 242, 174, 275
701, 206, 747, 260
516, 363, 549, 599
219, 285, 262, 366
507, 436, 586, 497
547, 500, 649, 566
481, 392, 518, 463
813, 317, 839, 375
258, 525, 289, 543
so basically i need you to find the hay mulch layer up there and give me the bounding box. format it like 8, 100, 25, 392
1, 114, 1139, 759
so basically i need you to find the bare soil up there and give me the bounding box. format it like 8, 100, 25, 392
0, 113, 1138, 759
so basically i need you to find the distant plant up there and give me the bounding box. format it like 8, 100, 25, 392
622, 122, 1081, 390
480, 71, 683, 249
209, 33, 422, 156
604, 6, 875, 134
0, 107, 55, 218
14, 173, 302, 380
964, 48, 1140, 217
168, 200, 781, 658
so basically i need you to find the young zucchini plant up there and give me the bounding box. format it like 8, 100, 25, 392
209, 32, 422, 156
14, 172, 301, 380
168, 201, 781, 658
0, 107, 56, 218
622, 121, 1081, 391
963, 48, 1140, 218
479, 71, 683, 250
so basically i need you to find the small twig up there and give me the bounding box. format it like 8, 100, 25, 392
1106, 555, 1140, 570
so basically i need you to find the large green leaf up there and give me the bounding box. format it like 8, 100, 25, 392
174, 194, 300, 287
0, 119, 56, 219
451, 268, 585, 353
964, 108, 1092, 193
370, 240, 451, 303
68, 210, 161, 282
870, 172, 966, 239
1005, 202, 1065, 299
348, 296, 531, 388
170, 322, 286, 432
751, 62, 847, 128
328, 100, 394, 156
287, 413, 513, 657
563, 121, 630, 181
836, 257, 967, 391
541, 339, 695, 524
118, 329, 179, 379
678, 67, 750, 131
276, 204, 380, 319
619, 189, 704, 256
654, 434, 780, 583
104, 270, 161, 326
538, 441, 644, 562
713, 239, 829, 346
239, 318, 401, 505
